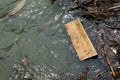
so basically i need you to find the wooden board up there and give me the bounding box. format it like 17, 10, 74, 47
65, 20, 97, 60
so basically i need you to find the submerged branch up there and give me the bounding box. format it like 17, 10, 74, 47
94, 70, 107, 80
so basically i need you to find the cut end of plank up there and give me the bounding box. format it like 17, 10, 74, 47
65, 20, 98, 61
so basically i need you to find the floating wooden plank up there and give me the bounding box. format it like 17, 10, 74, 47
65, 20, 97, 60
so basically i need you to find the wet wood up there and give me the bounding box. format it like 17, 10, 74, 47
102, 46, 116, 77
8, 0, 27, 16
108, 5, 120, 10
65, 20, 97, 60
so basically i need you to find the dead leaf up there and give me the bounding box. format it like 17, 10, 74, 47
8, 0, 27, 16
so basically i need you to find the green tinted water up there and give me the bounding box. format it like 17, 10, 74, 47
0, 0, 106, 80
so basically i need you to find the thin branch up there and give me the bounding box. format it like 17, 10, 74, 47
94, 70, 107, 80
108, 5, 120, 10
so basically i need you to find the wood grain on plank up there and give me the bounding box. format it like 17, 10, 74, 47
65, 20, 97, 60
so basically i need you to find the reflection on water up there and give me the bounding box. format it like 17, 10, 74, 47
0, 0, 107, 80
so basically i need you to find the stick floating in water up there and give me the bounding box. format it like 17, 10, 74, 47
8, 0, 27, 16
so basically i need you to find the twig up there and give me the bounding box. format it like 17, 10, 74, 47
108, 5, 120, 10
77, 68, 90, 80
106, 54, 116, 77
107, 27, 120, 30
85, 21, 95, 30
102, 45, 116, 78
97, 38, 116, 78
94, 70, 107, 80
82, 0, 93, 5
80, 11, 99, 15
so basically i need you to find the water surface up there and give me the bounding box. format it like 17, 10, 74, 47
0, 0, 107, 80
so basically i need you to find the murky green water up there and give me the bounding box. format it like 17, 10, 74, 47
0, 0, 107, 80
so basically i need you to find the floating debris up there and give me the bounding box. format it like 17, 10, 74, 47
8, 0, 27, 16
69, 0, 120, 20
